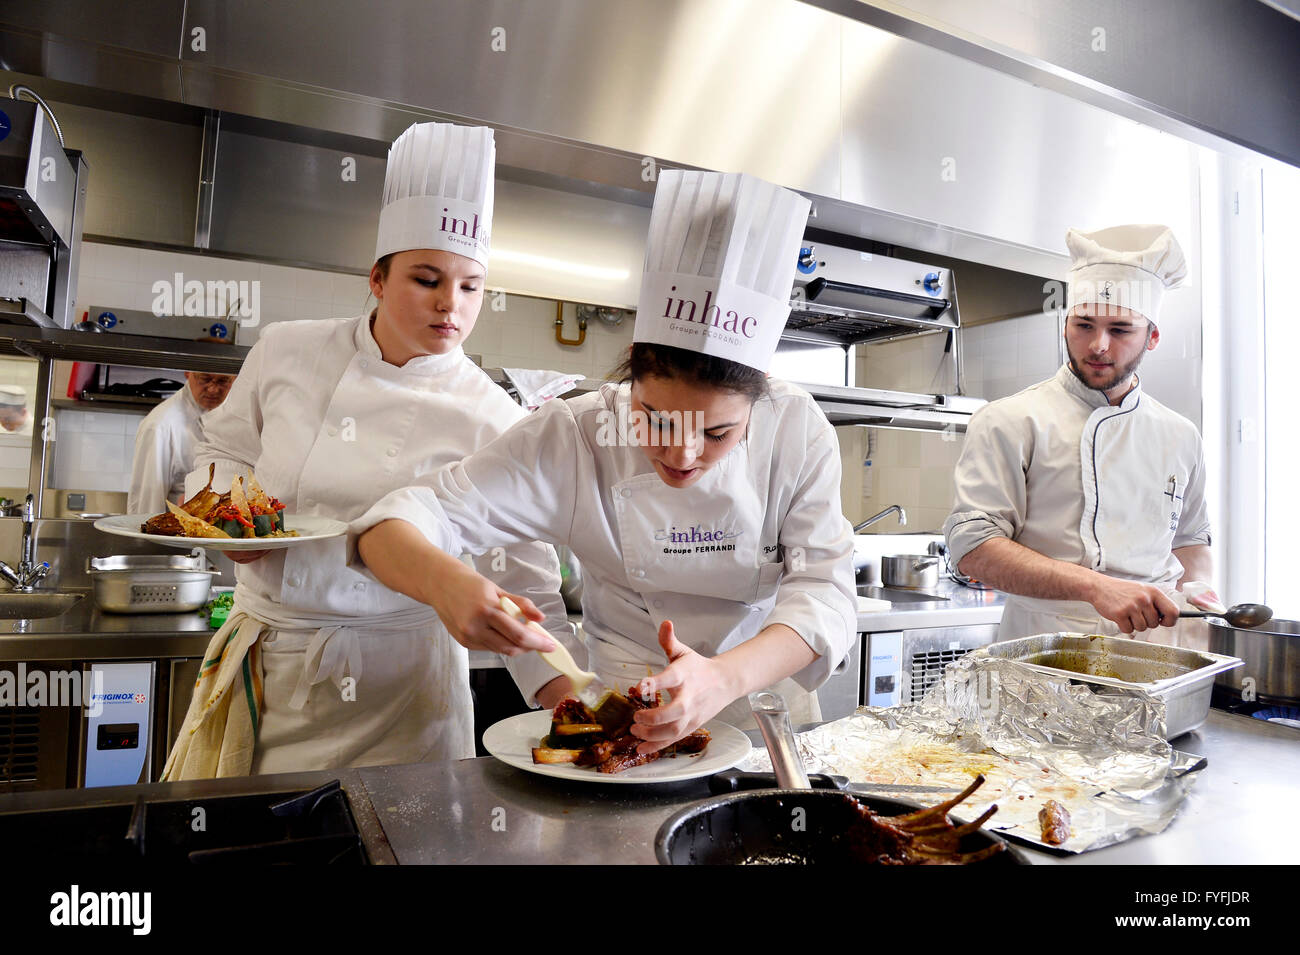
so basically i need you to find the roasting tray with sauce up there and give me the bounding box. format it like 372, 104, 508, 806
980, 633, 1243, 738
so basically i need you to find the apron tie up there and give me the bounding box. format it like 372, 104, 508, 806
289, 625, 363, 710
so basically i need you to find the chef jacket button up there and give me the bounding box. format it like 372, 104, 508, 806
634, 569, 645, 577
328, 427, 338, 437
387, 448, 398, 457
360, 359, 369, 370
653, 599, 663, 609
620, 488, 632, 499
354, 581, 366, 591
287, 575, 301, 587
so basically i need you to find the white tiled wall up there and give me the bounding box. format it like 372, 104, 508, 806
50, 409, 146, 493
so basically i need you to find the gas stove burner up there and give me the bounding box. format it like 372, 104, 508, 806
1249, 706, 1300, 730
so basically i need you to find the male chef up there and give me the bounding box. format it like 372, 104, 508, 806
943, 224, 1214, 639
128, 355, 236, 514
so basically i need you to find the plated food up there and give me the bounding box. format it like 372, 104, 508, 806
482, 709, 749, 785
141, 464, 297, 540
532, 689, 710, 774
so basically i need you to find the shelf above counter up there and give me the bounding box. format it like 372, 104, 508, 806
0, 325, 248, 374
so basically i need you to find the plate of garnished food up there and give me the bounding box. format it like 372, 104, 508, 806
95, 464, 346, 551
482, 687, 751, 784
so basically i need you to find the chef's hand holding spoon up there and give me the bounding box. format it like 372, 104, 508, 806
1088, 577, 1182, 633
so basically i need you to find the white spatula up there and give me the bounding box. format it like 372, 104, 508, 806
499, 596, 610, 709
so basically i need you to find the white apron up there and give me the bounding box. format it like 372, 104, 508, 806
607, 463, 822, 729
233, 589, 472, 774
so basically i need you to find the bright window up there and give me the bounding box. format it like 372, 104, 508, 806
1263, 162, 1300, 618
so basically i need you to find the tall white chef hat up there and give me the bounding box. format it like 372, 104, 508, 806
375, 122, 495, 268
1065, 224, 1187, 325
634, 170, 810, 373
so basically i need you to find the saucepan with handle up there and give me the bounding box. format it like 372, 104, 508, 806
881, 554, 941, 590
654, 692, 1026, 865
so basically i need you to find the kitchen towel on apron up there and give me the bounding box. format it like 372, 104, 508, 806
161, 609, 269, 781
165, 587, 458, 779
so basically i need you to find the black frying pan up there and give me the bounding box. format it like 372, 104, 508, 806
655, 783, 1028, 865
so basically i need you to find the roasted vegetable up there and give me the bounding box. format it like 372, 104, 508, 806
531, 748, 583, 765
164, 501, 231, 539
140, 470, 296, 540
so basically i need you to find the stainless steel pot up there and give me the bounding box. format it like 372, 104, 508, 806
881, 554, 941, 589
87, 554, 219, 613
1208, 618, 1300, 704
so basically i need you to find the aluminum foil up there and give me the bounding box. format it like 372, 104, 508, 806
743, 654, 1203, 853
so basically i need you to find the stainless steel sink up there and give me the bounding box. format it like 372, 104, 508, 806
0, 591, 84, 620
858, 585, 949, 604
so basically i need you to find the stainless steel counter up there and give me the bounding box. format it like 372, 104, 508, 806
855, 578, 1005, 631
0, 591, 214, 662
349, 709, 1298, 864
4, 707, 1285, 864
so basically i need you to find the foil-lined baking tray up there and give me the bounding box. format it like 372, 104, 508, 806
743, 653, 1209, 853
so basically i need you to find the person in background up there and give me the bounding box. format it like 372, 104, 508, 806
0, 385, 32, 435
943, 224, 1216, 641
127, 350, 236, 514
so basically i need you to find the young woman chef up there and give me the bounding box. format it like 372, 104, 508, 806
355, 170, 857, 750
163, 122, 573, 779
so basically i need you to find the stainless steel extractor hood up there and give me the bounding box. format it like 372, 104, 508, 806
775, 243, 984, 433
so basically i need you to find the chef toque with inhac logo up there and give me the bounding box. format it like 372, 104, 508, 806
374, 122, 495, 268
1065, 224, 1187, 326
634, 171, 811, 373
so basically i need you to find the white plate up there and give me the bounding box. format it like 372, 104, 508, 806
93, 514, 349, 551
482, 709, 751, 784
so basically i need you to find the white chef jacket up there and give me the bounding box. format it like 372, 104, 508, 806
128, 386, 204, 514
353, 379, 857, 723
187, 314, 574, 771
944, 364, 1211, 639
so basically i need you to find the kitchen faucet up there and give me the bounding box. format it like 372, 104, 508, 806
853, 504, 907, 533
0, 494, 50, 592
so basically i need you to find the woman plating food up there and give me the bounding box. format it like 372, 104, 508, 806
163, 122, 572, 778
356, 171, 856, 750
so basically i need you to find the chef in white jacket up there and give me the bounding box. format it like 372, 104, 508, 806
164, 122, 572, 778
355, 170, 857, 749
126, 368, 235, 514
943, 224, 1214, 640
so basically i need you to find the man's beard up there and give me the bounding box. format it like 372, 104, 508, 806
1067, 332, 1153, 394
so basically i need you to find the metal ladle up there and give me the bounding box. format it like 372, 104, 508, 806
1178, 602, 1274, 628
